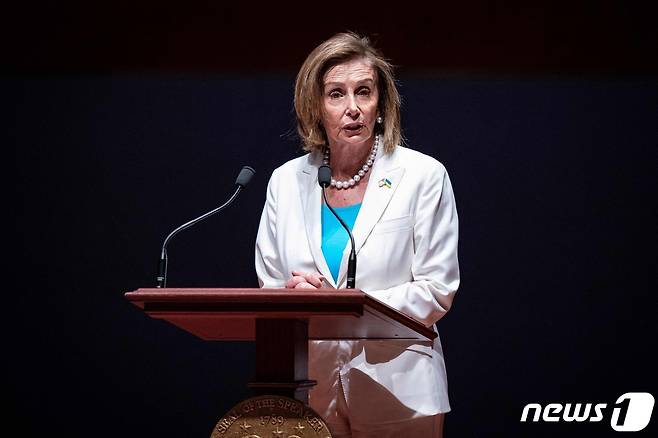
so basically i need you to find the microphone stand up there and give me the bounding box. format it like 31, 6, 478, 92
318, 165, 357, 289
156, 187, 242, 288
156, 166, 255, 288
321, 189, 357, 289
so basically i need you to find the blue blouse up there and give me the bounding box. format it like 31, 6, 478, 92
321, 203, 362, 283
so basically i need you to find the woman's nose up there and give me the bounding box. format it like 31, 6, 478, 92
345, 94, 359, 117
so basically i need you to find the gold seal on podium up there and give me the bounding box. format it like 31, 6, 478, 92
210, 395, 332, 438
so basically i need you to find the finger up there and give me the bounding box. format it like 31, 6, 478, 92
291, 271, 325, 288
285, 276, 306, 289
305, 273, 325, 288
294, 282, 316, 289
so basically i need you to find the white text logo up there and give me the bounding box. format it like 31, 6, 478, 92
520, 392, 654, 432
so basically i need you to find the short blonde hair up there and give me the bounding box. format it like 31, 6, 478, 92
294, 32, 402, 154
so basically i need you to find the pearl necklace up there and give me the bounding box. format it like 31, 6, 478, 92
323, 135, 379, 189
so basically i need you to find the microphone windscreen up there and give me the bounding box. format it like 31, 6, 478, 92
235, 166, 256, 187
318, 165, 332, 188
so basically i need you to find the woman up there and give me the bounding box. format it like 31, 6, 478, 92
255, 32, 459, 437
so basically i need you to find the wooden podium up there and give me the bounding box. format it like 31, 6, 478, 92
125, 288, 436, 403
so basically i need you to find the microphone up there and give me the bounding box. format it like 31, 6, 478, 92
318, 165, 357, 289
156, 165, 256, 288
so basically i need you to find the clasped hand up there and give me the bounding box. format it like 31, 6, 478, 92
285, 271, 326, 289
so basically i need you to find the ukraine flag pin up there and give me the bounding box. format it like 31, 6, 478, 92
378, 178, 392, 188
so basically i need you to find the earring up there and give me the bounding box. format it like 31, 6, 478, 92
377, 116, 383, 124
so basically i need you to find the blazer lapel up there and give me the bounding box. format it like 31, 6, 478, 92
297, 153, 336, 287
335, 149, 405, 287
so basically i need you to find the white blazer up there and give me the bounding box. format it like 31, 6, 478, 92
255, 145, 460, 416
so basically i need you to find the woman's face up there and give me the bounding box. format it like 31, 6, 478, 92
321, 57, 379, 148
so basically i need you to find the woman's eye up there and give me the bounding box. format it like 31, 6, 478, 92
357, 88, 371, 96
328, 90, 343, 99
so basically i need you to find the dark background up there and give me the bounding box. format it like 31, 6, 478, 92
7, 2, 657, 437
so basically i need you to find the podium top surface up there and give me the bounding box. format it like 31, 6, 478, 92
125, 288, 436, 342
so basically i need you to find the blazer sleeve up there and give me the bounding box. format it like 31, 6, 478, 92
366, 164, 460, 327
255, 168, 287, 288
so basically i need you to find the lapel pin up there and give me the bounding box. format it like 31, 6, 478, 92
378, 178, 392, 188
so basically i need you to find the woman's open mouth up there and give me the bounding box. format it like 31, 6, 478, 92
343, 123, 365, 133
